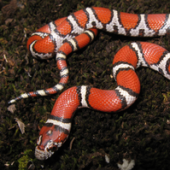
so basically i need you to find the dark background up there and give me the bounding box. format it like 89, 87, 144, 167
1, 0, 170, 169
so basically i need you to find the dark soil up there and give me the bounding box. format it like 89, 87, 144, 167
1, 0, 170, 169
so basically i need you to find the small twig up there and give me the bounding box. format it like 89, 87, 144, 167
69, 137, 76, 150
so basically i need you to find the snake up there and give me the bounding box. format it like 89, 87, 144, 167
8, 7, 170, 160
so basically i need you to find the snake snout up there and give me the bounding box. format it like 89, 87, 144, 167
35, 146, 54, 160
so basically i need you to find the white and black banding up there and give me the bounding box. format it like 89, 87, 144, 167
66, 14, 84, 36
31, 31, 49, 39
48, 115, 72, 123
56, 51, 67, 61
111, 11, 122, 35
112, 62, 135, 78
28, 40, 45, 59
144, 14, 153, 36
29, 90, 48, 96
77, 86, 91, 108
132, 42, 170, 78
119, 85, 139, 99
133, 14, 152, 36
152, 51, 170, 76
153, 52, 170, 79
8, 96, 21, 104
70, 13, 84, 30
83, 7, 95, 28
90, 7, 112, 30
158, 14, 170, 36
8, 92, 39, 104
45, 115, 72, 135
144, 14, 163, 36
84, 29, 96, 42
144, 14, 167, 37
130, 14, 142, 36
52, 26, 70, 38
85, 7, 103, 30
67, 38, 79, 51
45, 123, 70, 136
165, 57, 170, 75
46, 83, 65, 94
114, 87, 128, 110
7, 83, 66, 104
164, 14, 170, 26
29, 33, 53, 60
115, 86, 138, 111
130, 42, 148, 68
84, 8, 98, 28
105, 10, 126, 35
55, 53, 68, 90
103, 9, 114, 30
53, 83, 65, 92
48, 21, 76, 53
59, 67, 69, 78
48, 34, 58, 49
117, 12, 140, 36
49, 21, 58, 31
112, 66, 139, 111
30, 23, 57, 58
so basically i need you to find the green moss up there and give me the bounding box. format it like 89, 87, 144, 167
18, 149, 33, 170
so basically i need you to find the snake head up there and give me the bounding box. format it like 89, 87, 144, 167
35, 124, 70, 160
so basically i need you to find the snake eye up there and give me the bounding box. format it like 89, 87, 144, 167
47, 130, 53, 135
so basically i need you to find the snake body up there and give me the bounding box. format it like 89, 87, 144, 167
8, 7, 170, 160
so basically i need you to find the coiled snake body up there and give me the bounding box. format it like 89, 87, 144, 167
8, 7, 170, 160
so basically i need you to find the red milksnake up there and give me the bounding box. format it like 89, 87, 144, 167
8, 7, 170, 160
